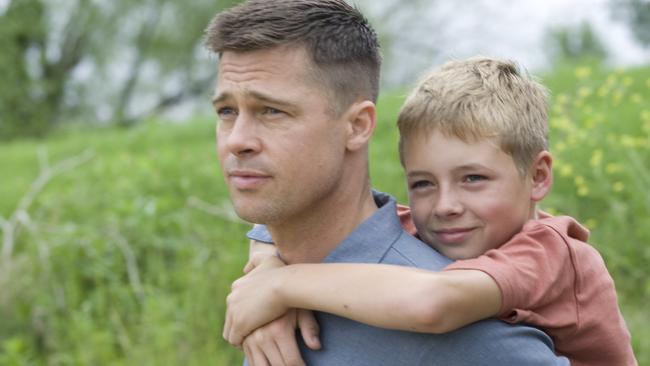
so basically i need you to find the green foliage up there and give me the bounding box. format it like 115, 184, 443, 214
1, 121, 246, 364
0, 0, 242, 140
545, 21, 608, 65
540, 64, 650, 361
0, 0, 49, 139
1, 62, 649, 364
611, 0, 650, 47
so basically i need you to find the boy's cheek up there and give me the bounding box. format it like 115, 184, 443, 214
409, 201, 432, 234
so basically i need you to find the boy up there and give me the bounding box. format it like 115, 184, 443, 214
224, 57, 637, 365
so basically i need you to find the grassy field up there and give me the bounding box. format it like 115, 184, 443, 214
1, 62, 648, 364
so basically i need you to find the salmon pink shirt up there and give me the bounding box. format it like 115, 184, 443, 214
397, 205, 637, 366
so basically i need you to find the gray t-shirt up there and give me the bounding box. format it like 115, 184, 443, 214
246, 191, 569, 365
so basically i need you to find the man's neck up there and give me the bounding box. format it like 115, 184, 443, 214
268, 186, 377, 264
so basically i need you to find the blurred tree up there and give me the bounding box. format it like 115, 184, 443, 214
356, 0, 442, 88
545, 21, 608, 64
0, 0, 241, 140
610, 0, 650, 47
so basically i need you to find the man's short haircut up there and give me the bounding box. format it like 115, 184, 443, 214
397, 57, 549, 176
205, 0, 381, 115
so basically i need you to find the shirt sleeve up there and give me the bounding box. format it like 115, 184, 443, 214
444, 220, 579, 325
246, 224, 275, 244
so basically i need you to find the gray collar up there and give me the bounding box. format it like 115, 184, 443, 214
322, 191, 403, 264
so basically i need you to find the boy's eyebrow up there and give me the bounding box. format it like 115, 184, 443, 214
406, 170, 432, 178
406, 164, 493, 178
455, 163, 490, 171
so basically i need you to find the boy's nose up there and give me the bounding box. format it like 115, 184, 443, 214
434, 189, 464, 218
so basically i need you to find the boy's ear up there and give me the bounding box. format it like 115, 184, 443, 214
530, 151, 553, 202
344, 100, 376, 151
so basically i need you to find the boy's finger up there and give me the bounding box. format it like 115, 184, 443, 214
223, 311, 232, 342
297, 310, 321, 350
243, 259, 256, 274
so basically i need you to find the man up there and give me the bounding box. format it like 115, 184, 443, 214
207, 0, 569, 365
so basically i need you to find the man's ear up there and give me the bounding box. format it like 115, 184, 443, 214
344, 100, 376, 151
530, 151, 553, 202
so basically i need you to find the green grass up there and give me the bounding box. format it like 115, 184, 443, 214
1, 62, 648, 364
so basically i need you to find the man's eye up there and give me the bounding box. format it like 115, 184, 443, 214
262, 107, 284, 115
464, 174, 487, 183
217, 107, 237, 119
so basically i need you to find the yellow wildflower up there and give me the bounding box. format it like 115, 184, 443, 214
575, 66, 592, 79
605, 163, 623, 174
612, 181, 625, 192
620, 135, 636, 148
578, 86, 592, 98
577, 186, 589, 197
556, 93, 569, 105
585, 219, 597, 229
641, 110, 650, 122
597, 85, 609, 98
590, 149, 603, 167
559, 163, 573, 177
623, 77, 634, 86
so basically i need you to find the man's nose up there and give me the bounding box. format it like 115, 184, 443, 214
222, 113, 261, 157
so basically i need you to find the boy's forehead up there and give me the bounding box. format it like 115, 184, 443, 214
402, 130, 519, 171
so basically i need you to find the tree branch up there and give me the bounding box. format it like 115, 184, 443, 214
1, 148, 95, 271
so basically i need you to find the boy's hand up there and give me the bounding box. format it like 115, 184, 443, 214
244, 250, 282, 274
242, 309, 321, 366
223, 255, 292, 346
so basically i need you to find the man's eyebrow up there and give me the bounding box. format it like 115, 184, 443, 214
249, 91, 294, 108
212, 92, 230, 106
211, 90, 294, 109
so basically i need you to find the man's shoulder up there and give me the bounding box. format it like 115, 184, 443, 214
381, 230, 453, 270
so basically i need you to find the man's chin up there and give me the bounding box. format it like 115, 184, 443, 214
232, 204, 278, 225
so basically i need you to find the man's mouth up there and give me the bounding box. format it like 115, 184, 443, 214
228, 169, 271, 190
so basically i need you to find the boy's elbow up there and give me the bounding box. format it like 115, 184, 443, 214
410, 297, 457, 334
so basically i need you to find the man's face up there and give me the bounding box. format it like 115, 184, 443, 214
214, 46, 349, 225
403, 130, 535, 260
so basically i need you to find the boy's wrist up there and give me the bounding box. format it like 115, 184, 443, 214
273, 266, 293, 308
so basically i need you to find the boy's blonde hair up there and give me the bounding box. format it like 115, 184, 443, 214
397, 57, 549, 176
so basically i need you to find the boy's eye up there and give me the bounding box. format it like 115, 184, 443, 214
464, 174, 487, 183
409, 180, 433, 190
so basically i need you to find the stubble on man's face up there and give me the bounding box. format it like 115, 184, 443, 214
214, 46, 348, 226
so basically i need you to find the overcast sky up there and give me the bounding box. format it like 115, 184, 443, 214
448, 0, 648, 68
362, 0, 649, 86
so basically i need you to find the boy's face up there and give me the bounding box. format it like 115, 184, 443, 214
403, 130, 537, 260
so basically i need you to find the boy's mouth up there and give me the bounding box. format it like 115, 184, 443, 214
432, 227, 475, 244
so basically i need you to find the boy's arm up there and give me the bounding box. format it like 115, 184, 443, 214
224, 260, 501, 345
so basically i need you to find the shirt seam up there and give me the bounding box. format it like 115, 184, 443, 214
381, 231, 420, 266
